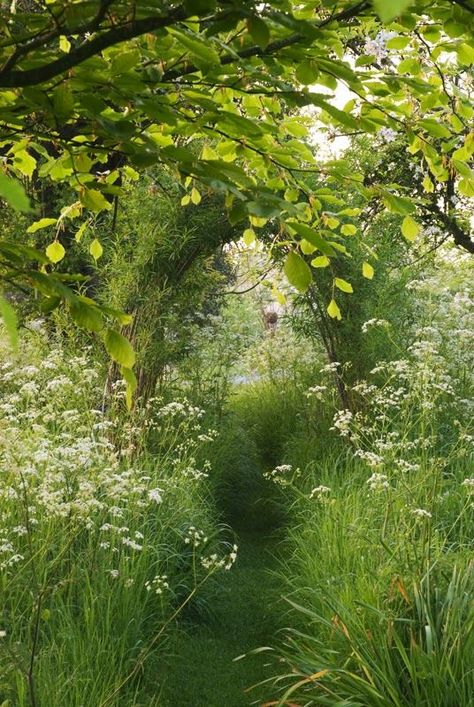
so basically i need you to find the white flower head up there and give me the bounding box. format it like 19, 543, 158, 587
367, 473, 390, 491
411, 508, 432, 519
148, 488, 163, 504
310, 485, 331, 500
461, 478, 474, 494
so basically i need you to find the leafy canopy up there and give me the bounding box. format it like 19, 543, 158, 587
0, 0, 473, 394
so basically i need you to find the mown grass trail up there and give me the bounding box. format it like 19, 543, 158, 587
161, 528, 283, 707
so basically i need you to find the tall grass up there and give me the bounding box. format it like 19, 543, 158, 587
262, 313, 474, 705
0, 330, 235, 705
275, 458, 473, 706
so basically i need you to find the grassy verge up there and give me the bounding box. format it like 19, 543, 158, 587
0, 335, 233, 706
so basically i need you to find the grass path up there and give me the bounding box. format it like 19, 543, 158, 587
161, 527, 284, 706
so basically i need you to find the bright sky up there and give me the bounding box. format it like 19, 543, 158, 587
307, 81, 353, 157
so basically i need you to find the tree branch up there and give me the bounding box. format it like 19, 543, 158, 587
0, 6, 188, 87
163, 0, 370, 83
0, 0, 370, 88
425, 202, 474, 253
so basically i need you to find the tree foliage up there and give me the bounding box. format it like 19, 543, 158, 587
0, 0, 473, 395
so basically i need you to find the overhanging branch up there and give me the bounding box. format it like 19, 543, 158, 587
0, 6, 188, 87
0, 0, 369, 88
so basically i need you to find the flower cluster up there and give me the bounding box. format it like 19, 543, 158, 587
461, 478, 474, 495
411, 508, 432, 520
201, 544, 238, 572
330, 409, 353, 438
366, 473, 390, 492
309, 485, 331, 501
264, 464, 300, 487
305, 385, 328, 400
145, 575, 170, 595
184, 526, 208, 548
361, 318, 389, 334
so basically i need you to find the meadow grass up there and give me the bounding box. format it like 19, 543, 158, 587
0, 334, 235, 706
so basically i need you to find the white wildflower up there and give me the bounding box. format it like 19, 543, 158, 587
184, 526, 208, 548
145, 574, 169, 594
310, 485, 331, 500
461, 478, 474, 494
361, 318, 389, 334
148, 488, 163, 504
411, 508, 432, 519
367, 473, 390, 491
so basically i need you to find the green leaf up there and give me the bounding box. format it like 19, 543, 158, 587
300, 239, 316, 255
247, 15, 270, 49
104, 328, 136, 368
422, 175, 434, 193
184, 0, 216, 11
286, 221, 335, 256
334, 277, 353, 293
362, 262, 374, 279
39, 296, 61, 314
341, 224, 357, 236
452, 160, 473, 179
121, 366, 137, 410
0, 174, 32, 211
327, 298, 342, 320
373, 0, 413, 22
311, 255, 330, 268
284, 252, 312, 292
46, 241, 66, 263
418, 119, 451, 139
309, 95, 360, 130
53, 85, 74, 119
295, 60, 319, 85
356, 54, 376, 66
13, 149, 36, 178
27, 218, 57, 233
75, 222, 88, 242
191, 187, 201, 204
458, 178, 474, 198
457, 43, 474, 66
386, 36, 410, 49
111, 49, 140, 74
169, 28, 220, 67
398, 58, 421, 74
382, 192, 416, 215
70, 300, 104, 332
401, 215, 420, 241
59, 35, 71, 53
243, 228, 256, 245
444, 20, 464, 38
89, 238, 103, 260
80, 189, 112, 212
0, 294, 18, 348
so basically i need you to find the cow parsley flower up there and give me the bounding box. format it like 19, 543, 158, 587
310, 485, 331, 500
461, 478, 474, 494
148, 488, 163, 504
411, 508, 432, 519
145, 574, 169, 594
367, 473, 390, 491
